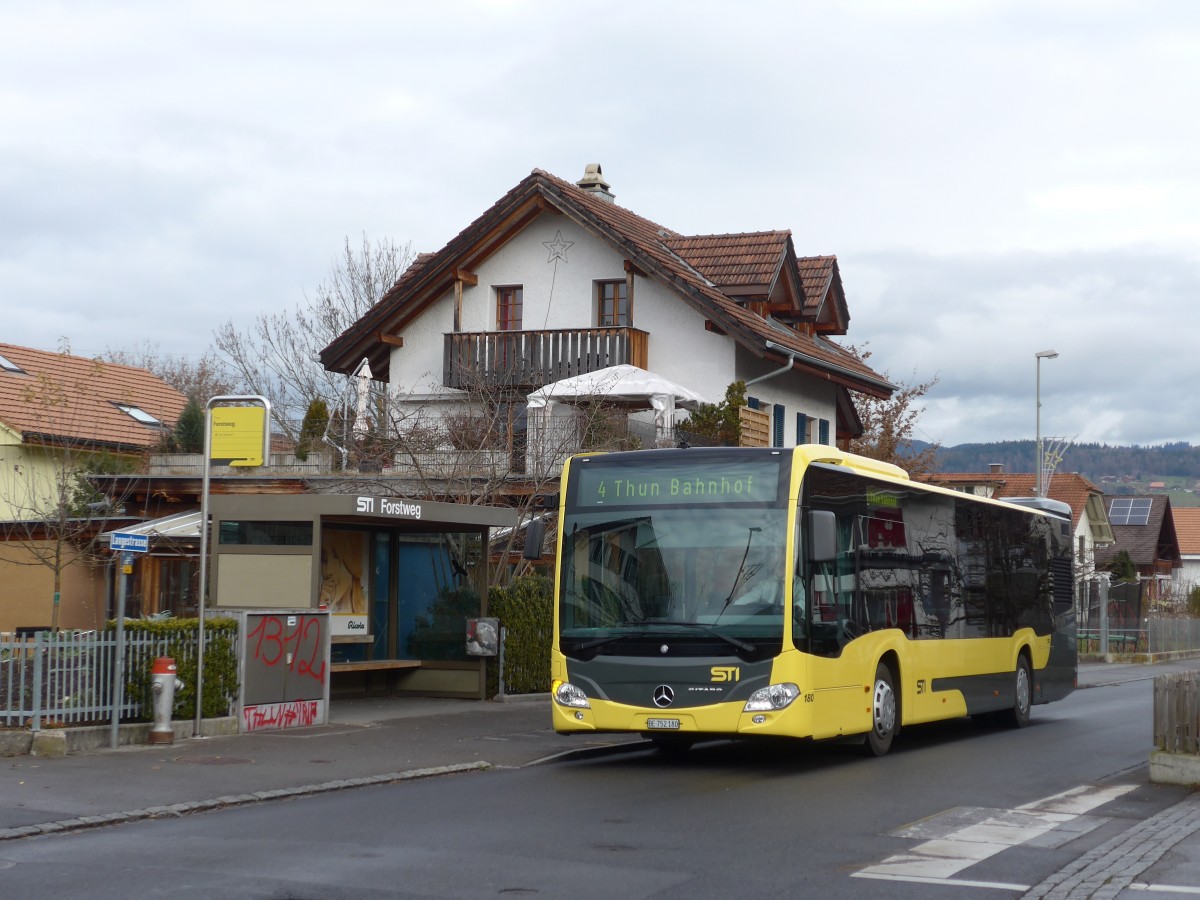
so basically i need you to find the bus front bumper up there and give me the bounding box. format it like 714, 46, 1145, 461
551, 694, 809, 738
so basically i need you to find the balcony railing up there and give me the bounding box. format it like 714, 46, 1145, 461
443, 327, 648, 391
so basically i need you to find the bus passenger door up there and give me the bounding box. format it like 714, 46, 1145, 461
805, 543, 869, 739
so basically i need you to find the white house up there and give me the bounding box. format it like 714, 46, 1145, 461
1171, 507, 1200, 600
320, 165, 894, 471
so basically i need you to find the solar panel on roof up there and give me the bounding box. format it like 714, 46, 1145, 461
1108, 497, 1152, 526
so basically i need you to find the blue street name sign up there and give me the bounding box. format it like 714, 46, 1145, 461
111, 532, 150, 553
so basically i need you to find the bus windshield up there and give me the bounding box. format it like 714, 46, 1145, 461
558, 452, 790, 658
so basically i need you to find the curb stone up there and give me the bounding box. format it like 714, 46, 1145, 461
0, 761, 492, 842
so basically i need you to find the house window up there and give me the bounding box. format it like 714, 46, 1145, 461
113, 402, 163, 426
496, 286, 523, 330
0, 353, 26, 374
597, 280, 629, 326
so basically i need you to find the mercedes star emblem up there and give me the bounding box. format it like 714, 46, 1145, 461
653, 685, 674, 708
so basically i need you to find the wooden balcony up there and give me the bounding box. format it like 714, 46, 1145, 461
443, 327, 648, 391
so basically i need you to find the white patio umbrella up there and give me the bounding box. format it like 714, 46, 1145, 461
526, 364, 708, 442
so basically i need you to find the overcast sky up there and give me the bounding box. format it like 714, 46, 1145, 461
3, 1, 1198, 448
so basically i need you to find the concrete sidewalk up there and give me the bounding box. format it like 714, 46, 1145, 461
0, 693, 644, 838
2, 656, 1198, 896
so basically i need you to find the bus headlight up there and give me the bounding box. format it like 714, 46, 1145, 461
743, 683, 800, 712
553, 681, 591, 709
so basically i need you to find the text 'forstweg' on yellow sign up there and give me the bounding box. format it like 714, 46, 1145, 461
210, 406, 267, 467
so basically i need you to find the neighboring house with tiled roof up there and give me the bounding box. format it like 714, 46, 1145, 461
920, 467, 1115, 593
1169, 507, 1200, 598
1093, 495, 1181, 607
0, 344, 186, 633
0, 343, 186, 520
321, 164, 893, 467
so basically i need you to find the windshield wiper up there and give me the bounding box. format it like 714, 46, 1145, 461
720, 527, 762, 611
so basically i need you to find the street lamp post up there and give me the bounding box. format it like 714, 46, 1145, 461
1035, 349, 1059, 497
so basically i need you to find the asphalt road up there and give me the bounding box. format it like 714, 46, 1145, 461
0, 673, 1193, 899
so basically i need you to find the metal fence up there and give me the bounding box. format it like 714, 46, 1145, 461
1078, 617, 1200, 656
0, 630, 221, 731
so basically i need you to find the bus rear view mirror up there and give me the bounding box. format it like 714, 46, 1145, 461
523, 518, 546, 560
809, 510, 837, 563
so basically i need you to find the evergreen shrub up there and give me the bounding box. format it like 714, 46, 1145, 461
108, 617, 240, 720
486, 574, 553, 697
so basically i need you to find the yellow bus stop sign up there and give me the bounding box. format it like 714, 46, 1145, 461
210, 405, 267, 467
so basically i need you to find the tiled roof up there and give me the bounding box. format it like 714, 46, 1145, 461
321, 168, 893, 399
1171, 507, 1200, 556
662, 231, 791, 293
922, 471, 1104, 533
796, 255, 849, 333
797, 255, 835, 311
0, 343, 187, 451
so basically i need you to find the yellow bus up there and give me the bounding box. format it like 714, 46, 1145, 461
550, 445, 1076, 755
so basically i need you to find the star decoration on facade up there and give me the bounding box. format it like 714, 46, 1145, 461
543, 230, 574, 264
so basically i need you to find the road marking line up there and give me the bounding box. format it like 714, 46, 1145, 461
1017, 783, 1137, 816
851, 871, 1029, 892
1129, 884, 1200, 895
855, 783, 1139, 889
863, 851, 982, 880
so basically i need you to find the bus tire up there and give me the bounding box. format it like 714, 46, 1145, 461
864, 661, 898, 756
1000, 654, 1033, 729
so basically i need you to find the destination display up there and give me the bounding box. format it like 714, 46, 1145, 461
573, 460, 783, 507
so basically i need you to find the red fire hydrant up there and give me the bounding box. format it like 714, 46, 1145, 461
150, 657, 184, 745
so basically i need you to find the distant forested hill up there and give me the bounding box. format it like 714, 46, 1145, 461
919, 441, 1200, 483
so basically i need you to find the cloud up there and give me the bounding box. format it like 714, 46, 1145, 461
849, 247, 1200, 446
1, 0, 1199, 452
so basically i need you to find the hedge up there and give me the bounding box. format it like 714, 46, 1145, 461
486, 574, 553, 697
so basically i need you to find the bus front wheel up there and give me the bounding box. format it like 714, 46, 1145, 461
1000, 655, 1033, 729
864, 662, 898, 756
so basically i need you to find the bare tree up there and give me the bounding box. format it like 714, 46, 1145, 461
0, 365, 145, 631
213, 234, 414, 442
336, 366, 648, 587
845, 344, 941, 476
102, 342, 237, 405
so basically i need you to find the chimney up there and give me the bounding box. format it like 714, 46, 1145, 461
989, 463, 1004, 475
576, 163, 615, 203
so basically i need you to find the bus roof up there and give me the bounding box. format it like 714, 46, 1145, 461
997, 496, 1073, 519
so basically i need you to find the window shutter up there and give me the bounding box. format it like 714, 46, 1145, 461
796, 412, 808, 445
773, 404, 785, 448
818, 418, 830, 445
747, 396, 761, 411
